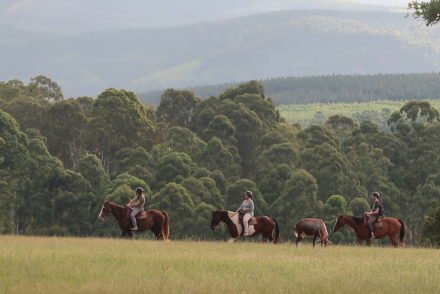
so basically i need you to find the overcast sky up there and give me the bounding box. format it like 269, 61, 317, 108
0, 0, 413, 33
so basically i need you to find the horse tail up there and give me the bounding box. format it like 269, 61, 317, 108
161, 211, 170, 241
293, 230, 298, 238
272, 217, 280, 244
398, 219, 405, 246
319, 220, 329, 244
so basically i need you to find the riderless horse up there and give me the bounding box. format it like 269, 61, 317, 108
98, 200, 169, 240
333, 214, 405, 247
210, 210, 279, 243
294, 218, 331, 247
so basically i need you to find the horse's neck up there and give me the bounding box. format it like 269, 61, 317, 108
109, 202, 126, 220
221, 211, 239, 228
343, 216, 362, 229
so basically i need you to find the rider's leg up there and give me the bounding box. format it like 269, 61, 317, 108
243, 213, 251, 236
367, 215, 378, 239
130, 207, 141, 230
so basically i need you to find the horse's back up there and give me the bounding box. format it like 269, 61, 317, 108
296, 218, 324, 229
296, 218, 327, 237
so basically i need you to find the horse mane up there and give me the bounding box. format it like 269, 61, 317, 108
107, 201, 124, 209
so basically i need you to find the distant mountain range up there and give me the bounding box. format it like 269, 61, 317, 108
0, 0, 400, 33
1, 8, 439, 98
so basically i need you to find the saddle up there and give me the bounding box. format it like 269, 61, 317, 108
238, 213, 257, 226
363, 215, 383, 228
127, 208, 147, 220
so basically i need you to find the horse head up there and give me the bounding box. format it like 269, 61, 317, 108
333, 215, 345, 232
98, 200, 112, 220
210, 211, 223, 230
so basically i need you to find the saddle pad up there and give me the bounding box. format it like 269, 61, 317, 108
136, 211, 147, 220
248, 217, 257, 225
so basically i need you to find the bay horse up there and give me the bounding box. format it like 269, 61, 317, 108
98, 200, 169, 240
333, 215, 405, 247
293, 218, 331, 247
210, 210, 280, 243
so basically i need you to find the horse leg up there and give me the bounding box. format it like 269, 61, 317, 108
151, 221, 165, 240
313, 234, 317, 247
389, 234, 398, 247
366, 239, 371, 247
152, 227, 163, 240
268, 234, 274, 243
296, 236, 302, 247
121, 231, 132, 239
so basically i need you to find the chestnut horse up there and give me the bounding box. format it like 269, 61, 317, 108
333, 215, 405, 247
210, 210, 279, 243
293, 218, 331, 247
98, 200, 169, 240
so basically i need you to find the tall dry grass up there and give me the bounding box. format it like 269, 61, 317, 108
0, 236, 439, 293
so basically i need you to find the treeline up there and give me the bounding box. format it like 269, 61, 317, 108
1, 77, 440, 245
139, 73, 440, 105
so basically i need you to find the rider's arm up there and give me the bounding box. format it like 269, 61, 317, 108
371, 208, 379, 215
127, 197, 137, 207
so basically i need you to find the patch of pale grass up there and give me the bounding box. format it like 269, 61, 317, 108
0, 236, 439, 293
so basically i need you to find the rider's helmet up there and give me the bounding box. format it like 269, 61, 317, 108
245, 191, 253, 198
371, 192, 380, 199
135, 187, 144, 193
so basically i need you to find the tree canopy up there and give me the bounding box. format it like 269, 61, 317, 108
1, 77, 439, 245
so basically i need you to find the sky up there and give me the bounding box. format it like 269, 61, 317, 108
0, 0, 413, 33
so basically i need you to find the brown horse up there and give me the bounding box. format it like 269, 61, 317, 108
293, 218, 331, 247
98, 200, 169, 240
210, 210, 280, 243
333, 215, 405, 247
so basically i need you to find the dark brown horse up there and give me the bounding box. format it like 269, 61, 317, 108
333, 215, 405, 247
293, 218, 331, 247
210, 210, 280, 243
98, 200, 169, 240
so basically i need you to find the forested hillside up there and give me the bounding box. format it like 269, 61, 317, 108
139, 73, 440, 105
1, 77, 439, 245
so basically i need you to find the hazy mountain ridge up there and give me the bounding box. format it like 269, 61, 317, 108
1, 9, 439, 97
0, 0, 397, 33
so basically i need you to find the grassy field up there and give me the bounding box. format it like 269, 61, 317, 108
1, 236, 439, 293
277, 99, 440, 125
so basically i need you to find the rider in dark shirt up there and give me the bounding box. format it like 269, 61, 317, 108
364, 192, 384, 240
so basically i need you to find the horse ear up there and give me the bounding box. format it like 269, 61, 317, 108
104, 199, 110, 204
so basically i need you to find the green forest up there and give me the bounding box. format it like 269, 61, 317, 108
1, 77, 440, 245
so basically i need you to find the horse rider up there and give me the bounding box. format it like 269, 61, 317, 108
127, 187, 146, 231
364, 192, 384, 240
236, 190, 255, 236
